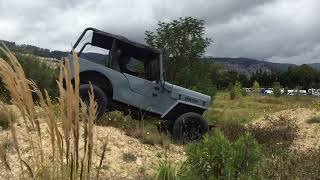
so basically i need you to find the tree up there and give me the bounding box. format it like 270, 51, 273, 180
145, 17, 212, 82
234, 81, 242, 97
229, 81, 242, 100
273, 82, 281, 97
252, 80, 260, 95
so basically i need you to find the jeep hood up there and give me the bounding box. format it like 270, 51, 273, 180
165, 82, 212, 109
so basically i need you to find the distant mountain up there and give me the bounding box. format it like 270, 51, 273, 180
204, 57, 297, 76
309, 63, 320, 70
0, 39, 106, 62
2, 39, 319, 75
208, 57, 320, 75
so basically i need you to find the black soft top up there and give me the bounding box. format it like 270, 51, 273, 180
73, 27, 160, 60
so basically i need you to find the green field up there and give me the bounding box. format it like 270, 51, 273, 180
204, 92, 319, 124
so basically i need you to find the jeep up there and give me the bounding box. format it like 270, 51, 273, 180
68, 28, 212, 141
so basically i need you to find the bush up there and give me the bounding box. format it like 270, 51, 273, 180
261, 149, 320, 179
241, 88, 247, 96
252, 80, 260, 94
180, 130, 261, 179
294, 86, 301, 96
229, 81, 242, 100
233, 132, 261, 177
0, 105, 17, 129
0, 53, 59, 102
230, 86, 236, 100
16, 54, 59, 98
174, 61, 218, 97
0, 81, 10, 103
234, 81, 242, 96
140, 132, 171, 147
248, 114, 298, 149
216, 121, 246, 142
122, 152, 137, 162
273, 82, 281, 98
155, 156, 179, 180
307, 116, 320, 124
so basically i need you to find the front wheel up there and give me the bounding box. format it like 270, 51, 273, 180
172, 112, 209, 142
79, 84, 107, 120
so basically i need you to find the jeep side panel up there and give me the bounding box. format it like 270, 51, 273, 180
69, 55, 211, 120
68, 56, 177, 116
123, 73, 175, 114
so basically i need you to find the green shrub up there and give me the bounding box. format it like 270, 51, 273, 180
16, 54, 58, 98
174, 61, 218, 97
0, 81, 10, 103
260, 149, 320, 179
0, 53, 58, 102
0, 106, 17, 129
122, 152, 137, 162
229, 83, 236, 100
180, 130, 261, 179
307, 116, 320, 124
241, 88, 247, 96
155, 156, 179, 180
248, 115, 298, 149
141, 132, 171, 147
233, 132, 261, 178
182, 130, 232, 179
216, 121, 246, 142
294, 86, 301, 96
229, 81, 242, 100
252, 80, 260, 94
273, 82, 281, 98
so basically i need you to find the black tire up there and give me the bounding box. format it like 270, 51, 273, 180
172, 112, 209, 142
79, 84, 107, 120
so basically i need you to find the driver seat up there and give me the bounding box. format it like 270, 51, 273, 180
108, 49, 121, 72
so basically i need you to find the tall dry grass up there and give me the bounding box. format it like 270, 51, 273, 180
0, 44, 98, 179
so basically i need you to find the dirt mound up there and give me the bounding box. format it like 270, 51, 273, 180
0, 105, 185, 179
250, 108, 320, 152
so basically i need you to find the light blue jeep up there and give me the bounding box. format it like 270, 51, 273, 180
69, 28, 212, 141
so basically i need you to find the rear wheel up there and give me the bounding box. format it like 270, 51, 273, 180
79, 84, 107, 120
172, 112, 209, 142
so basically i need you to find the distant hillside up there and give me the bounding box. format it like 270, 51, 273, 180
205, 57, 295, 76
215, 57, 320, 74
203, 57, 318, 76
309, 63, 320, 70
0, 40, 105, 62
1, 39, 319, 75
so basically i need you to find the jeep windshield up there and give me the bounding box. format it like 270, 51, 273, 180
72, 27, 161, 82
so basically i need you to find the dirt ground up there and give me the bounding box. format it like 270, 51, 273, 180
0, 105, 319, 179
250, 108, 320, 152
0, 105, 186, 179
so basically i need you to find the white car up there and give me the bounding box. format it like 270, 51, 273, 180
265, 89, 273, 95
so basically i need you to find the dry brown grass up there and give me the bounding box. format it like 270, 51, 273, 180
0, 104, 17, 130
0, 44, 99, 179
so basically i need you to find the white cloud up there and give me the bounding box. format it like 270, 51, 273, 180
0, 0, 319, 64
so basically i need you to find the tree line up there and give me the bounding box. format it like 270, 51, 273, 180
145, 17, 320, 96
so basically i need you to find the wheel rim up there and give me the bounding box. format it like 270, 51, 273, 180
181, 118, 203, 141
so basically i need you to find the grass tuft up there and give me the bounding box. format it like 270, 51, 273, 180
123, 152, 137, 162
155, 156, 178, 180
0, 105, 17, 130
306, 116, 320, 124
0, 44, 99, 179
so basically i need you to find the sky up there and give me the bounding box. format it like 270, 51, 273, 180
0, 0, 319, 64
